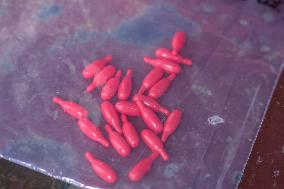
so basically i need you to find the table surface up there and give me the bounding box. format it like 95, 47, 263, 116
239, 72, 284, 188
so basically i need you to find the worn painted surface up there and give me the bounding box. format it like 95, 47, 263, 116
0, 1, 283, 189
240, 72, 284, 189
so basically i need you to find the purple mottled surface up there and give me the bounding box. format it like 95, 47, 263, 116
0, 1, 283, 189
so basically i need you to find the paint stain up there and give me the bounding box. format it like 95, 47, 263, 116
13, 81, 30, 110
164, 163, 180, 178
233, 171, 242, 185
0, 54, 15, 76
239, 19, 249, 26
201, 3, 215, 14
262, 12, 274, 22
192, 84, 213, 96
256, 155, 264, 164
0, 7, 5, 17
273, 170, 280, 177
38, 4, 61, 20
114, 4, 201, 46
3, 134, 76, 175
208, 115, 225, 126
260, 45, 270, 52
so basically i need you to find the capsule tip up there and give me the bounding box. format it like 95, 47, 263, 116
104, 54, 113, 62
100, 139, 110, 148
85, 151, 95, 162
160, 150, 169, 161
52, 97, 61, 104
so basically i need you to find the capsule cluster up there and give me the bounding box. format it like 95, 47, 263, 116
52, 31, 192, 184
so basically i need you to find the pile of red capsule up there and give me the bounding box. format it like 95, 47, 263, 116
52, 31, 192, 184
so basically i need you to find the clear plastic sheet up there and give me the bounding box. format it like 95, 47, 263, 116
0, 1, 283, 188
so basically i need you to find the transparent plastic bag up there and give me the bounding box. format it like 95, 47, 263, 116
0, 1, 283, 188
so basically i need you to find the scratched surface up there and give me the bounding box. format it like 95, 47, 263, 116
0, 1, 283, 189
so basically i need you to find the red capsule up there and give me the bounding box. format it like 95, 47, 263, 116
141, 129, 169, 161
133, 94, 169, 115
135, 101, 163, 133
82, 55, 112, 79
86, 65, 116, 92
148, 74, 176, 99
85, 152, 117, 184
144, 57, 181, 74
115, 101, 140, 116
101, 70, 122, 100
105, 124, 131, 157
171, 31, 187, 55
118, 69, 133, 100
77, 118, 109, 148
138, 68, 164, 94
155, 48, 192, 65
52, 97, 88, 119
161, 109, 182, 142
121, 115, 140, 148
128, 152, 159, 182
101, 101, 122, 134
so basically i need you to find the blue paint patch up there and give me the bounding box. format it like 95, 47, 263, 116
164, 163, 180, 178
3, 134, 76, 175
38, 4, 61, 20
233, 171, 243, 185
48, 28, 104, 55
74, 28, 96, 43
113, 4, 201, 46
0, 7, 6, 17
0, 54, 15, 76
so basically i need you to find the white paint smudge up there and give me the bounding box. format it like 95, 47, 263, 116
208, 115, 224, 126
273, 170, 280, 177
256, 155, 264, 164
192, 84, 212, 96
226, 136, 233, 142
204, 173, 211, 178
239, 19, 249, 26
13, 81, 30, 110
53, 110, 59, 120
260, 45, 271, 52
201, 3, 215, 13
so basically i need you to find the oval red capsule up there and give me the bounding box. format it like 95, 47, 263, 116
135, 101, 163, 133
77, 118, 109, 147
86, 65, 116, 92
85, 152, 117, 184
52, 97, 88, 119
121, 115, 140, 148
101, 101, 122, 134
171, 31, 187, 55
155, 48, 192, 65
101, 70, 122, 100
133, 94, 169, 115
148, 74, 176, 99
128, 152, 159, 182
82, 55, 112, 79
115, 101, 140, 116
161, 109, 182, 142
138, 68, 164, 94
118, 69, 133, 100
141, 129, 169, 161
144, 57, 181, 74
105, 124, 131, 157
